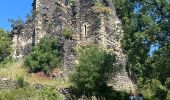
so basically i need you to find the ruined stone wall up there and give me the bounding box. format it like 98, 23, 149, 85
74, 0, 136, 92
63, 39, 76, 72
50, 0, 76, 72
34, 0, 71, 43
76, 0, 101, 43
97, 2, 136, 91
11, 0, 136, 92
0, 78, 17, 90
12, 20, 34, 59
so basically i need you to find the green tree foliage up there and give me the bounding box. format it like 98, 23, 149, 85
165, 78, 170, 90
0, 29, 12, 64
24, 36, 60, 74
150, 80, 168, 100
114, 0, 170, 80
9, 18, 24, 34
113, 0, 170, 99
139, 79, 168, 100
70, 44, 117, 97
17, 76, 24, 88
152, 43, 170, 83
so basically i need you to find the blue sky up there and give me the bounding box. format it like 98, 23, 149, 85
0, 0, 33, 31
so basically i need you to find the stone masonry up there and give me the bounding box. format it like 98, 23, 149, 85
0, 78, 17, 90
11, 0, 136, 92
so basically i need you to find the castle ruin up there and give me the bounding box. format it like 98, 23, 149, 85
11, 0, 136, 92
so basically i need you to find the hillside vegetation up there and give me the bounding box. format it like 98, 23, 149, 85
114, 0, 170, 99
0, 0, 170, 99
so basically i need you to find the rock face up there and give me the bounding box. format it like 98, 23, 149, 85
11, 0, 136, 91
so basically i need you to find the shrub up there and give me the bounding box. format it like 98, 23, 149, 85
24, 36, 61, 75
153, 86, 168, 100
151, 80, 168, 100
165, 78, 170, 90
9, 18, 24, 34
141, 79, 168, 100
0, 87, 62, 100
40, 87, 61, 100
0, 29, 12, 65
17, 76, 24, 88
69, 0, 75, 5
63, 27, 73, 39
70, 44, 117, 97
69, 87, 129, 100
107, 90, 129, 100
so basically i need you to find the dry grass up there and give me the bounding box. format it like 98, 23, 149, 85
0, 62, 70, 88
0, 62, 26, 80
92, 1, 112, 14
92, 6, 112, 14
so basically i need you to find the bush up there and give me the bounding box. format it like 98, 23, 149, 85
141, 79, 168, 100
69, 87, 129, 100
24, 36, 61, 75
40, 87, 61, 100
17, 76, 24, 88
0, 29, 12, 65
107, 90, 129, 100
63, 27, 73, 39
151, 80, 168, 100
165, 78, 170, 90
153, 86, 168, 100
0, 87, 62, 100
70, 44, 117, 97
69, 0, 75, 5
9, 18, 24, 34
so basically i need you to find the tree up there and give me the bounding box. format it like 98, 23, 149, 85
113, 0, 170, 98
0, 29, 12, 64
70, 44, 117, 97
114, 0, 170, 79
152, 43, 170, 83
9, 18, 24, 34
24, 36, 61, 74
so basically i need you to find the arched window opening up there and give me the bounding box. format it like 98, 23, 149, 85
84, 24, 87, 38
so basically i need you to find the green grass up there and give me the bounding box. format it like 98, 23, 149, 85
0, 62, 26, 80
0, 87, 64, 100
0, 62, 69, 100
0, 62, 70, 88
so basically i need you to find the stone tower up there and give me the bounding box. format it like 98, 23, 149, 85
11, 0, 136, 92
